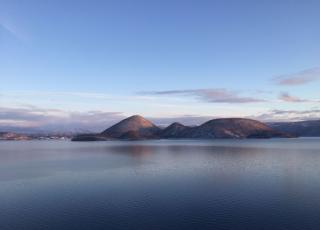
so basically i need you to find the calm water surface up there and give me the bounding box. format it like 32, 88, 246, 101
0, 138, 320, 230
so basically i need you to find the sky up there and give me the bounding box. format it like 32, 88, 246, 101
1, 0, 320, 131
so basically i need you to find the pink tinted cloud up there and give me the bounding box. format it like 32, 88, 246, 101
140, 88, 266, 103
274, 67, 320, 86
278, 92, 308, 103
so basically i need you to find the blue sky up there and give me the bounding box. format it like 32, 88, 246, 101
1, 0, 320, 130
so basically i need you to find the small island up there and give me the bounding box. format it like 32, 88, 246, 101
72, 115, 294, 141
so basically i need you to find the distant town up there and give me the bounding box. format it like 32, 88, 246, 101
0, 132, 73, 141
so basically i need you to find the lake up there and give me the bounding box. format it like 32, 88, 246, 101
0, 138, 320, 230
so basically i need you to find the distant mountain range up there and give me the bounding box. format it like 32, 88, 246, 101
72, 115, 293, 141
268, 120, 320, 137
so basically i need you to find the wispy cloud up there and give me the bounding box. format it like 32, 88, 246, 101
0, 106, 125, 132
278, 92, 309, 103
139, 88, 266, 104
252, 109, 320, 122
273, 67, 320, 86
0, 17, 27, 42
2, 90, 156, 102
0, 21, 17, 36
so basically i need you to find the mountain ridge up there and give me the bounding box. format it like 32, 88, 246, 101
268, 120, 320, 137
72, 115, 293, 141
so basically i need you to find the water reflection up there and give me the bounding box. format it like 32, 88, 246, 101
1, 139, 320, 230
107, 145, 153, 159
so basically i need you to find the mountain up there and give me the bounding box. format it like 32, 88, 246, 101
269, 120, 320, 137
72, 116, 292, 141
101, 115, 161, 139
162, 118, 291, 139
160, 122, 189, 138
